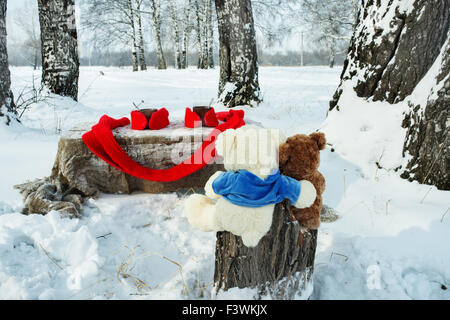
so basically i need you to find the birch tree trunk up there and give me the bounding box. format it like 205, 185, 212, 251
0, 0, 16, 125
127, 0, 139, 72
181, 0, 192, 69
200, 0, 209, 69
329, 0, 450, 190
195, 0, 205, 69
37, 0, 79, 101
328, 38, 335, 68
215, 0, 262, 107
169, 0, 182, 69
207, 0, 214, 68
135, 0, 147, 71
149, 0, 166, 69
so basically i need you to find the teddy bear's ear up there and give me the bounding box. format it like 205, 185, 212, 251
309, 132, 326, 150
278, 142, 291, 166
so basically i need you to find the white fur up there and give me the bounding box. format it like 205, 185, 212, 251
204, 171, 224, 199
184, 126, 316, 247
294, 180, 316, 208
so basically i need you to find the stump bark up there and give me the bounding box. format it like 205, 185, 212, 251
214, 200, 317, 299
15, 121, 224, 217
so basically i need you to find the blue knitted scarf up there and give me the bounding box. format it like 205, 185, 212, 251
211, 169, 301, 208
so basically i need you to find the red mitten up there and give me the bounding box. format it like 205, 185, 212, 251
131, 110, 148, 130
149, 108, 170, 130
204, 108, 219, 127
185, 108, 201, 128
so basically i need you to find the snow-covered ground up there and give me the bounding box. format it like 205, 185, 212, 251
0, 66, 448, 300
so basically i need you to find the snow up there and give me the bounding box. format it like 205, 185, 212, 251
1, 65, 449, 300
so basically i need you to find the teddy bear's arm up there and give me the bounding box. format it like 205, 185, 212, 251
204, 171, 224, 199
294, 180, 317, 209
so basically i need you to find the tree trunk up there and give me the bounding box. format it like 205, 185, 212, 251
214, 200, 317, 299
195, 0, 205, 69
135, 0, 147, 71
169, 0, 182, 69
127, 0, 139, 72
180, 0, 191, 69
207, 0, 214, 68
214, 0, 262, 107
401, 35, 449, 190
0, 0, 16, 125
149, 0, 166, 69
328, 0, 450, 190
37, 0, 79, 101
34, 49, 39, 70
328, 39, 335, 68
201, 0, 209, 69
330, 0, 450, 110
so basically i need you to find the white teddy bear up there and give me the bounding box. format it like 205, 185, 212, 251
184, 125, 317, 247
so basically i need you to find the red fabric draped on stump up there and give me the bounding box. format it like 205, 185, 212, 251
81, 109, 245, 182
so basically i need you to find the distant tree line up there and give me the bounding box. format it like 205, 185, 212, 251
8, 48, 346, 68
8, 0, 356, 70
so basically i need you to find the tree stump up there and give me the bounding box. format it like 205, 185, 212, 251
214, 200, 318, 299
15, 121, 224, 217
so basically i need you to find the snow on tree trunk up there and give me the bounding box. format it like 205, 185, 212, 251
401, 34, 449, 190
207, 0, 214, 68
0, 0, 16, 125
37, 0, 79, 101
214, 200, 317, 299
169, 0, 182, 69
127, 0, 139, 72
328, 0, 450, 190
330, 0, 450, 110
149, 0, 166, 69
135, 0, 147, 71
215, 0, 262, 108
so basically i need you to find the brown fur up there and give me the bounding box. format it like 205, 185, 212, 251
279, 132, 326, 230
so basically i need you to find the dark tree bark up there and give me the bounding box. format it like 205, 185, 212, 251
37, 0, 80, 101
329, 0, 449, 190
0, 0, 16, 125
401, 36, 449, 190
214, 0, 262, 107
330, 0, 450, 110
214, 201, 317, 299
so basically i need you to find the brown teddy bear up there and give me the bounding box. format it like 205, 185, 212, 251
279, 132, 326, 232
